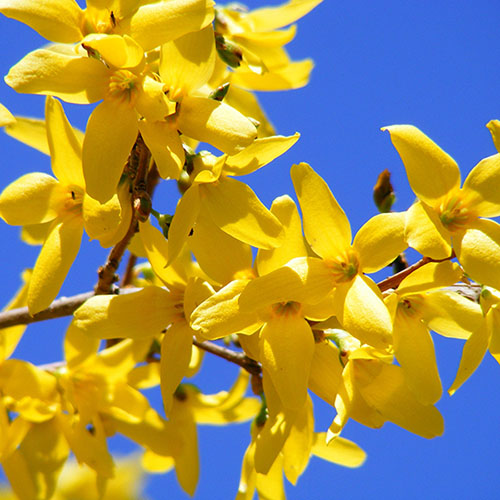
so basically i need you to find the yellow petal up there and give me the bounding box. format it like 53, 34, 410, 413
177, 96, 257, 155
232, 60, 314, 91
2, 449, 37, 500
0, 0, 83, 43
81, 33, 144, 69
462, 154, 500, 217
382, 125, 461, 206
6, 48, 108, 104
355, 361, 444, 438
223, 134, 300, 177
454, 219, 500, 289
256, 195, 308, 275
160, 25, 215, 99
82, 193, 123, 246
201, 177, 283, 249
136, 75, 174, 122
308, 341, 343, 406
139, 120, 184, 180
259, 315, 314, 411
0, 102, 15, 127
190, 280, 261, 340
353, 212, 407, 273
335, 275, 392, 348
225, 85, 275, 138
167, 184, 201, 266
393, 313, 442, 405
73, 287, 176, 339
396, 261, 462, 296
487, 304, 500, 364
0, 172, 60, 225
420, 289, 482, 339
448, 318, 489, 396
487, 119, 500, 152
312, 433, 366, 468
161, 322, 194, 417
291, 162, 351, 259
83, 100, 138, 203
45, 96, 84, 187
119, 0, 215, 52
405, 200, 452, 259
21, 222, 52, 245
239, 257, 335, 311
28, 215, 83, 314
64, 320, 100, 369
245, 0, 323, 31
188, 211, 253, 285
4, 116, 53, 155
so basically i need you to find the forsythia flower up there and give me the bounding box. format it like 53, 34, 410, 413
0, 97, 128, 314
384, 124, 500, 289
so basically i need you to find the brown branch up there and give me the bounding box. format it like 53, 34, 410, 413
193, 337, 262, 376
0, 287, 141, 330
95, 134, 152, 295
377, 253, 454, 292
0, 291, 94, 329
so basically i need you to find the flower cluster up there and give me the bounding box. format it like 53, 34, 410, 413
0, 0, 498, 498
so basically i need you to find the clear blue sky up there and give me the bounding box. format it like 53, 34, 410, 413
1, 1, 500, 498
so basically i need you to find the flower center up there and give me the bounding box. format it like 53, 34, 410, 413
326, 249, 359, 283
107, 70, 139, 105
81, 8, 117, 36
436, 192, 476, 232
271, 301, 302, 318
63, 185, 84, 215
397, 295, 424, 319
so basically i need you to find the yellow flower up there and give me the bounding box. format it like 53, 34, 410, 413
214, 0, 322, 90
384, 124, 500, 289
0, 0, 214, 51
165, 135, 299, 264
246, 162, 406, 348
449, 286, 500, 395
384, 261, 481, 404
0, 97, 127, 314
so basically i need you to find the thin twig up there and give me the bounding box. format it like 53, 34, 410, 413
0, 288, 140, 330
95, 134, 151, 295
377, 254, 454, 292
193, 338, 262, 376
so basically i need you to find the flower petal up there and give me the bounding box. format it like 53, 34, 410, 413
188, 211, 253, 285
260, 315, 314, 411
312, 433, 366, 468
45, 96, 84, 187
420, 289, 482, 339
0, 103, 15, 127
6, 48, 108, 104
0, 172, 60, 225
405, 201, 452, 259
73, 287, 176, 339
28, 215, 83, 314
4, 116, 53, 155
0, 0, 82, 43
239, 257, 336, 311
177, 97, 257, 155
160, 25, 215, 99
224, 134, 299, 177
245, 0, 322, 31
139, 120, 184, 180
83, 100, 138, 203
487, 119, 500, 153
291, 162, 351, 259
256, 195, 307, 276
81, 33, 144, 69
201, 177, 283, 249
382, 125, 461, 206
393, 313, 442, 405
462, 154, 500, 217
335, 275, 392, 348
161, 322, 194, 417
353, 212, 407, 273
454, 219, 500, 289
168, 184, 201, 266
356, 361, 444, 438
119, 0, 214, 52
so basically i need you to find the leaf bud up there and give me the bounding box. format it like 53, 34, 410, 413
373, 169, 395, 213
215, 33, 243, 68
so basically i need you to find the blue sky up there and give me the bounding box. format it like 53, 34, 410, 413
1, 1, 500, 498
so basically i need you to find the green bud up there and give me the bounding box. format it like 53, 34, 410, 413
209, 82, 230, 102
133, 191, 152, 222
215, 33, 243, 68
373, 169, 396, 213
